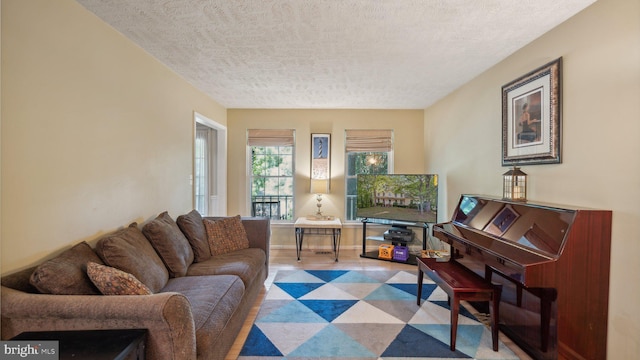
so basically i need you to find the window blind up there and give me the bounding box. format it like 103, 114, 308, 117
194, 127, 209, 215
247, 129, 295, 146
345, 129, 393, 152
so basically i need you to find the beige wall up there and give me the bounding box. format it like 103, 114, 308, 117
2, 0, 638, 355
227, 109, 424, 247
424, 0, 640, 357
1, 0, 226, 273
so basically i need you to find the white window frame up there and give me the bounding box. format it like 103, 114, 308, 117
247, 129, 295, 221
344, 129, 394, 222
194, 112, 227, 216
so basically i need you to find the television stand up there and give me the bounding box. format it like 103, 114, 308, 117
359, 218, 428, 265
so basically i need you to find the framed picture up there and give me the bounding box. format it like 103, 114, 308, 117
484, 205, 519, 236
502, 57, 562, 165
311, 133, 330, 179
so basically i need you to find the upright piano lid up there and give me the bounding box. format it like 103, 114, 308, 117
451, 195, 576, 258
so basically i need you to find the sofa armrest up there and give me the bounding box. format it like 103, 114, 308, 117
239, 217, 270, 252
1, 286, 196, 360
240, 217, 270, 277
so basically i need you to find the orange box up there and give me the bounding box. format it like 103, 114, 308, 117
378, 244, 395, 259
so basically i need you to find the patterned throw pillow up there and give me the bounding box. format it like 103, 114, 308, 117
86, 262, 152, 295
204, 215, 250, 256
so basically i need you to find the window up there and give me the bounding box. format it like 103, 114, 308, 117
248, 129, 295, 220
345, 130, 393, 220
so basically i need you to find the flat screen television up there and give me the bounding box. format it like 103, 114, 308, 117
356, 174, 438, 224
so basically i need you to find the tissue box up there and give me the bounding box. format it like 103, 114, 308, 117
393, 245, 409, 262
378, 244, 394, 259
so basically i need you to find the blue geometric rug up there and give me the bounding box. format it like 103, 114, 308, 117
239, 269, 519, 359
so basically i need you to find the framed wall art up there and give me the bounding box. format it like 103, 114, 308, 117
502, 57, 562, 166
311, 133, 330, 179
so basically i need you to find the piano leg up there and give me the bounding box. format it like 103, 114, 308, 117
541, 298, 550, 352
485, 265, 502, 351
486, 264, 523, 307
485, 265, 492, 282
539, 288, 557, 353
490, 285, 502, 351
516, 285, 523, 307
523, 288, 557, 353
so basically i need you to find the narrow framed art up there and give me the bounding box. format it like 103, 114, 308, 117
502, 57, 562, 166
311, 133, 330, 179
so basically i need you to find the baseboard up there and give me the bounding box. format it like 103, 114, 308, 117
269, 244, 361, 250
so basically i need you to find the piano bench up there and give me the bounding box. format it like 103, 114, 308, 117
417, 257, 501, 352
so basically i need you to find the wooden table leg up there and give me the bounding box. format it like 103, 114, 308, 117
450, 294, 460, 351
417, 268, 424, 306
417, 258, 500, 352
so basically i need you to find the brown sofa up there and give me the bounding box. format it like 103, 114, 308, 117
1, 211, 270, 360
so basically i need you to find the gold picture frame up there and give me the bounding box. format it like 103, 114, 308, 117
502, 57, 562, 165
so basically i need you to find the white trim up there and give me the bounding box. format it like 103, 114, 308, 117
194, 112, 227, 216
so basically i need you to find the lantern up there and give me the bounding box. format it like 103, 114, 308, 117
502, 167, 527, 201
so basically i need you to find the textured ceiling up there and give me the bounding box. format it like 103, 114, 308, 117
76, 0, 596, 109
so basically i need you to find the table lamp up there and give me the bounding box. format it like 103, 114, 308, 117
310, 179, 329, 217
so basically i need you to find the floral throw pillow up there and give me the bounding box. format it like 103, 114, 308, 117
203, 215, 250, 256
86, 262, 152, 295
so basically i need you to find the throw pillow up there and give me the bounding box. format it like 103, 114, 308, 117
176, 210, 211, 262
142, 211, 194, 277
95, 222, 169, 293
29, 242, 103, 295
86, 262, 152, 295
204, 215, 250, 256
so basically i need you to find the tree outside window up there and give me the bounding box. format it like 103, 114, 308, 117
250, 145, 294, 220
345, 152, 390, 220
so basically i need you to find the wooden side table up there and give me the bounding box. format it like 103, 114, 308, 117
417, 257, 501, 352
11, 329, 146, 360
294, 217, 342, 261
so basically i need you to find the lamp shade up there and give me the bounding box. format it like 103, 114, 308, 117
310, 179, 329, 194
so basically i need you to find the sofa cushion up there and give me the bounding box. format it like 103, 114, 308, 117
176, 210, 211, 262
160, 274, 245, 353
29, 241, 102, 295
204, 215, 249, 256
95, 223, 169, 293
142, 211, 194, 277
86, 262, 152, 295
186, 248, 266, 287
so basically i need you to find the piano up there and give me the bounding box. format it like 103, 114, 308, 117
433, 195, 611, 360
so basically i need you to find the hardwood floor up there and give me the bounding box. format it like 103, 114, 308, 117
224, 247, 531, 359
